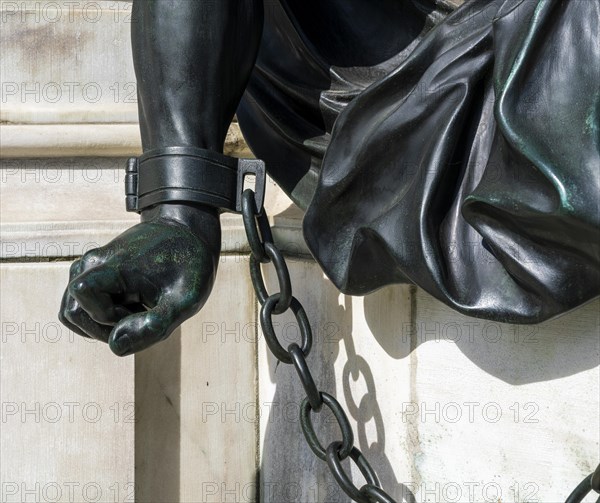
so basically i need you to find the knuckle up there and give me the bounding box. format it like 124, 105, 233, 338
81, 249, 105, 267
87, 311, 107, 324
91, 310, 115, 325
58, 309, 69, 326
69, 260, 82, 276
145, 314, 165, 335
63, 303, 80, 325
68, 278, 89, 297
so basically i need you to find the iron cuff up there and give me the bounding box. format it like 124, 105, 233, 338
125, 146, 266, 214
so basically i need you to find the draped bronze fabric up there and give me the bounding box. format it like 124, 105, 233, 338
237, 0, 600, 323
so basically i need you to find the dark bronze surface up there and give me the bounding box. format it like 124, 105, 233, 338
239, 0, 600, 324
59, 203, 220, 356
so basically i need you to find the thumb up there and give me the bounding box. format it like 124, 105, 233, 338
108, 301, 181, 356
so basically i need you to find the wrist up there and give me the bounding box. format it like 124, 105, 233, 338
141, 203, 222, 255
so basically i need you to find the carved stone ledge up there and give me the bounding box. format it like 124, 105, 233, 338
0, 122, 252, 158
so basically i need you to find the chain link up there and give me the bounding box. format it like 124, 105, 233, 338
241, 189, 273, 263
260, 294, 312, 364
249, 242, 292, 314
360, 485, 398, 503
300, 392, 354, 461
242, 188, 398, 503
326, 442, 381, 503
288, 343, 323, 412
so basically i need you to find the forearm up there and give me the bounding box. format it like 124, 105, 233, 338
132, 0, 263, 152
62, 1, 264, 354
131, 0, 263, 247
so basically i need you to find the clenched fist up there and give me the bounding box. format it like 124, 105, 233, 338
59, 204, 221, 356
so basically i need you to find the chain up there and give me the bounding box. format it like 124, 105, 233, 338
241, 189, 397, 503
241, 187, 600, 503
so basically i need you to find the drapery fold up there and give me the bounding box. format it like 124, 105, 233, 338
238, 0, 600, 323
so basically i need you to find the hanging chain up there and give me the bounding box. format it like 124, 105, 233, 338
241, 189, 397, 503
240, 187, 600, 503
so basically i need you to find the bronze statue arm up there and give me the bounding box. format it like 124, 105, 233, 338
59, 0, 263, 355
133, 0, 263, 152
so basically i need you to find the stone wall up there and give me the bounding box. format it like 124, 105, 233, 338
1, 2, 598, 502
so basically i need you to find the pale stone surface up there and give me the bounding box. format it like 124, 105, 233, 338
258, 260, 415, 502
0, 157, 299, 259
0, 263, 135, 503
135, 256, 258, 503
0, 0, 251, 159
258, 260, 599, 503
410, 289, 600, 502
0, 123, 253, 158
1, 0, 137, 124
